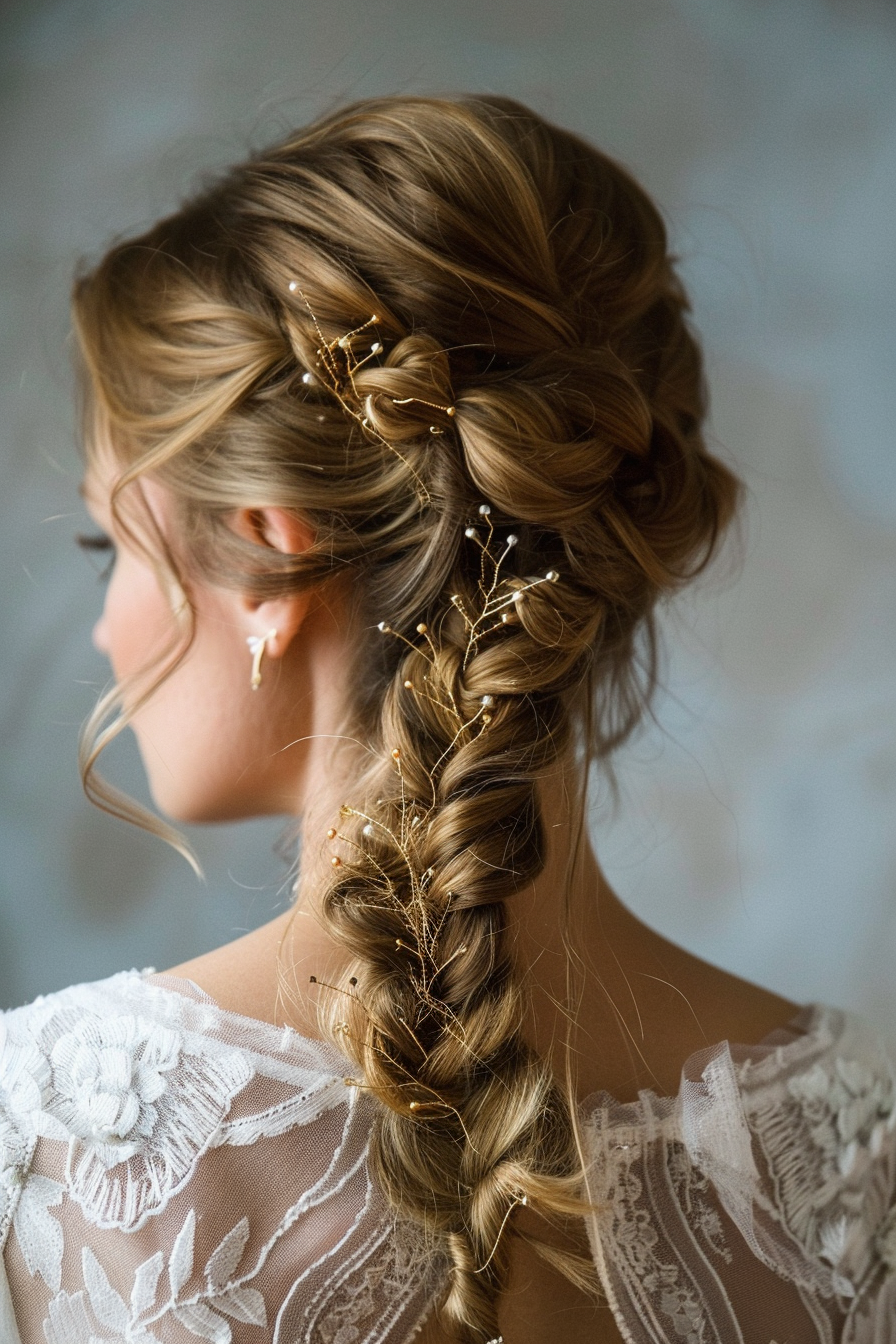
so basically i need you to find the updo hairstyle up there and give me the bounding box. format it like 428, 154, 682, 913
72, 95, 740, 1340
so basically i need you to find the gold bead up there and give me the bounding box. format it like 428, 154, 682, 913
409, 1101, 421, 1111
481, 714, 492, 725
326, 827, 337, 839
331, 855, 342, 868
416, 622, 428, 634
403, 679, 414, 689
391, 748, 401, 760
446, 406, 456, 416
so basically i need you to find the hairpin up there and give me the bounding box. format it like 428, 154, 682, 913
474, 1193, 528, 1273
285, 283, 431, 505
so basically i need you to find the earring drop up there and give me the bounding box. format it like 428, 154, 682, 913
247, 628, 278, 690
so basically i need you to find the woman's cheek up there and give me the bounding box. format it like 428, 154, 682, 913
103, 554, 178, 683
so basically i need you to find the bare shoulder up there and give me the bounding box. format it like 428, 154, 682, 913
163, 906, 336, 1032
521, 879, 799, 1105
576, 907, 798, 1103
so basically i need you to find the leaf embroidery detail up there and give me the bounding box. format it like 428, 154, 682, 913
82, 1245, 131, 1333
131, 1250, 164, 1317
169, 1208, 196, 1297
205, 1215, 249, 1292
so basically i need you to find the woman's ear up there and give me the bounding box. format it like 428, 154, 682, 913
228, 507, 316, 659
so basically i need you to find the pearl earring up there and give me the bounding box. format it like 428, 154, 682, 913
247, 628, 278, 690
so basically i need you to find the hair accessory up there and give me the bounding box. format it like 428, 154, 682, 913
392, 395, 456, 418
316, 510, 566, 1207
247, 628, 277, 690
287, 288, 432, 505
474, 1193, 528, 1274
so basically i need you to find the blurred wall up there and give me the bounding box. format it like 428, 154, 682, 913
1, 0, 895, 1039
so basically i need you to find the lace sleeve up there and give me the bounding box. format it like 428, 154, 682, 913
580, 1007, 896, 1344
0, 972, 448, 1344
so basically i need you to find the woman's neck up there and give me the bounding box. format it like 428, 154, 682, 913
167, 758, 798, 1102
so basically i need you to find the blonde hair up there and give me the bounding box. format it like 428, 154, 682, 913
73, 95, 739, 1339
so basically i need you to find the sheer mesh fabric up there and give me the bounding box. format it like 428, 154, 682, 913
581, 1008, 896, 1343
0, 973, 446, 1343
2, 973, 895, 1343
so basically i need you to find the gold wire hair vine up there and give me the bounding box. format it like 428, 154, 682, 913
474, 1192, 529, 1274
307, 511, 564, 1165
285, 281, 438, 505
454, 506, 561, 668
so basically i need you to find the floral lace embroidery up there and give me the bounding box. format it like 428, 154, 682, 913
37, 1011, 253, 1235
5, 980, 896, 1344
43, 1210, 268, 1344
0, 973, 445, 1344
582, 1010, 896, 1344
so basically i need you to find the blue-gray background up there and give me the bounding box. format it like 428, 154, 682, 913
2, 0, 895, 1041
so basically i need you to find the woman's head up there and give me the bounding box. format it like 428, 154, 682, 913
82, 464, 347, 821
74, 94, 738, 1337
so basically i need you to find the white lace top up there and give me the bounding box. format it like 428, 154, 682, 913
1, 971, 894, 1344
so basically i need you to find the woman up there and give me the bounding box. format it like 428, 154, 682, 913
1, 95, 894, 1344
